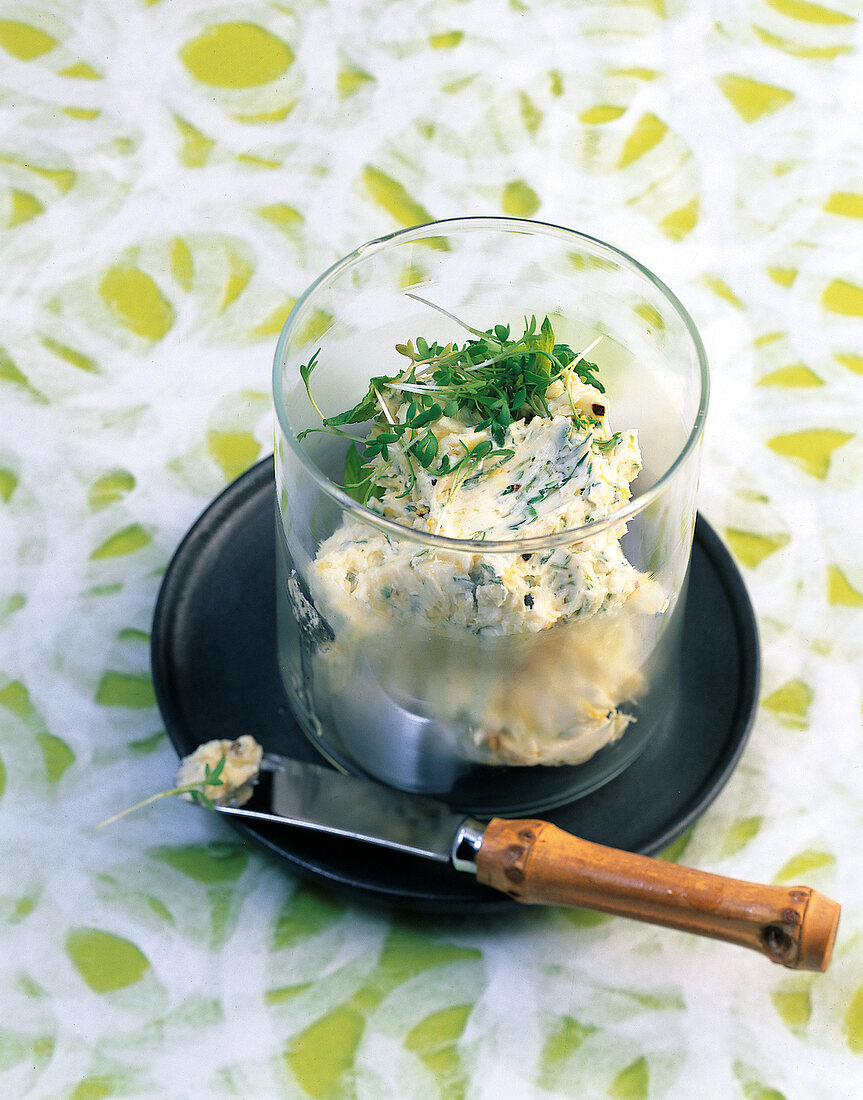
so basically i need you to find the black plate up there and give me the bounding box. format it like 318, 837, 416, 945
151, 457, 760, 911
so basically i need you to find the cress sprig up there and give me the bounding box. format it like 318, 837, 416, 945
96, 755, 227, 829
297, 301, 604, 506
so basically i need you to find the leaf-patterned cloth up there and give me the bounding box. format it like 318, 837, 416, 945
1, 1, 862, 1097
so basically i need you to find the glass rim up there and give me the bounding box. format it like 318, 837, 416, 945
272, 216, 710, 554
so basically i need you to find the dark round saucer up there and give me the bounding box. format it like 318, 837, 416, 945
151, 457, 760, 911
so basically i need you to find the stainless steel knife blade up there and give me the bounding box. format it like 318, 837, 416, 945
215, 753, 482, 865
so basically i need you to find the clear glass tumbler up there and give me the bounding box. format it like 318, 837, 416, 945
273, 218, 709, 815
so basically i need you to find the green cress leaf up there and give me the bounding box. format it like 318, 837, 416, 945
204, 757, 225, 786
299, 349, 319, 389
323, 374, 401, 427
411, 430, 439, 467
343, 443, 365, 502
343, 442, 384, 504
529, 315, 556, 380
299, 350, 326, 423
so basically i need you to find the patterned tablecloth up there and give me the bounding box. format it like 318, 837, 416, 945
2, 2, 862, 1097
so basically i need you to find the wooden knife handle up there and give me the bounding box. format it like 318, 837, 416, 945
475, 819, 840, 971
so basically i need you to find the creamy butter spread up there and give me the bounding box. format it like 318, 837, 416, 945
305, 334, 664, 768
175, 735, 263, 806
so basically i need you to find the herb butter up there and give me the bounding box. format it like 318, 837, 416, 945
174, 735, 263, 807
299, 309, 664, 768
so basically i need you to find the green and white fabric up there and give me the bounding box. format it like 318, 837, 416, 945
1, 1, 862, 1096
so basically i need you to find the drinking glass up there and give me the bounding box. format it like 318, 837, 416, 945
273, 217, 709, 815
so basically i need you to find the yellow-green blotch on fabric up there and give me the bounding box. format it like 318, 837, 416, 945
250, 298, 296, 339
610, 1055, 649, 1099
774, 849, 835, 883
725, 528, 790, 568
41, 336, 99, 373
763, 0, 856, 25
99, 266, 175, 341
150, 842, 248, 884
822, 279, 863, 317
581, 105, 626, 124
618, 113, 667, 167
0, 20, 57, 60
762, 680, 812, 727
37, 733, 75, 782
721, 816, 764, 857
95, 672, 156, 708
88, 471, 135, 510
90, 524, 151, 559
66, 928, 150, 992
0, 468, 18, 502
7, 190, 44, 227
284, 1007, 365, 1097
502, 180, 540, 217
824, 192, 863, 217
0, 679, 34, 717
772, 982, 812, 1035
757, 365, 823, 387
716, 75, 794, 122
362, 166, 436, 231
272, 883, 346, 950
207, 430, 261, 481
845, 986, 863, 1053
826, 565, 863, 607
180, 23, 294, 88
766, 429, 852, 479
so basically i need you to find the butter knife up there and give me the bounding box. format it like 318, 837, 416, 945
215, 754, 840, 972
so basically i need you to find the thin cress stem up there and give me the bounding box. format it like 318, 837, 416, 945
97, 754, 227, 828
374, 387, 396, 425
405, 293, 500, 342
386, 382, 451, 394
96, 784, 210, 829
297, 425, 368, 444
563, 334, 603, 419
